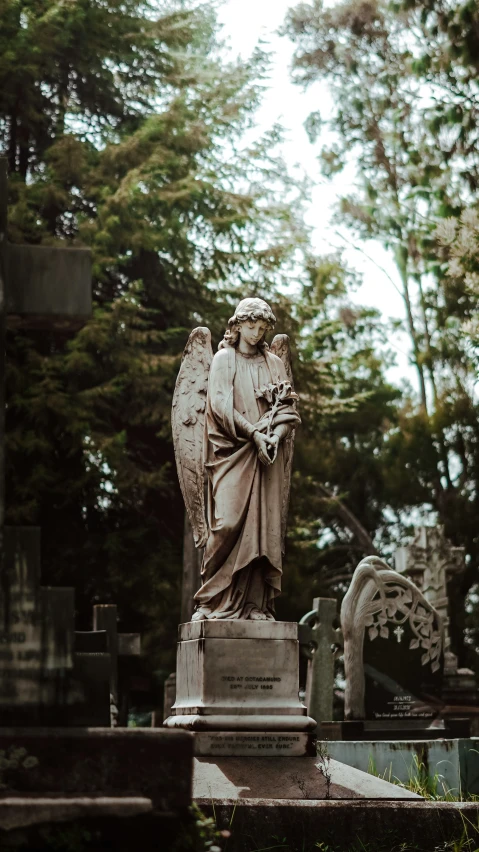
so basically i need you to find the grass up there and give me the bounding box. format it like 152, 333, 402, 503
366, 752, 470, 801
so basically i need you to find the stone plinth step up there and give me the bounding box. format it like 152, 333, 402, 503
0, 797, 152, 832
166, 714, 315, 731
193, 756, 422, 801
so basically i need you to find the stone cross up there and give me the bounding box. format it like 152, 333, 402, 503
74, 604, 141, 726
394, 625, 404, 644
395, 526, 465, 661
299, 597, 343, 729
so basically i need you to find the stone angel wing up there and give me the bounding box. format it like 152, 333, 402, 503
270, 333, 297, 552
172, 327, 213, 549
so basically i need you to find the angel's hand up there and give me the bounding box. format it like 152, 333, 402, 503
253, 431, 273, 465
266, 433, 279, 463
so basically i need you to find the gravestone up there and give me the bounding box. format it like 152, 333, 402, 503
0, 530, 134, 726
339, 555, 446, 739
396, 526, 479, 733
299, 597, 343, 730
91, 604, 141, 725
70, 605, 142, 726
0, 156, 91, 722
0, 527, 75, 723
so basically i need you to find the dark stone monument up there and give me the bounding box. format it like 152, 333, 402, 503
73, 604, 141, 726
395, 526, 479, 734
0, 156, 92, 724
332, 555, 465, 740
0, 527, 75, 724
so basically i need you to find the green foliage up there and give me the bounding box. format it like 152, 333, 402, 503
2, 0, 310, 668
279, 254, 402, 618
283, 0, 479, 661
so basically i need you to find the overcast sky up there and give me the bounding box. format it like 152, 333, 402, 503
217, 0, 413, 381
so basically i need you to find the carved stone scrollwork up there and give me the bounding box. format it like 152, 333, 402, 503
341, 555, 444, 720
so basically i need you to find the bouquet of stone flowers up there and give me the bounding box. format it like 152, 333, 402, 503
255, 380, 299, 438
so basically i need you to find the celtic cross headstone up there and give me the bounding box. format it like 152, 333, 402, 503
299, 597, 342, 729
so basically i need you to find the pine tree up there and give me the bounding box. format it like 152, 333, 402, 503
3, 0, 307, 670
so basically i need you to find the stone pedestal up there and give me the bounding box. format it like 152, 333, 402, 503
164, 621, 315, 733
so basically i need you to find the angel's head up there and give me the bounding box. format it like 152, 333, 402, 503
219, 297, 276, 351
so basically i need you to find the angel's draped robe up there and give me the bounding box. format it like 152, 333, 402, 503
193, 346, 300, 620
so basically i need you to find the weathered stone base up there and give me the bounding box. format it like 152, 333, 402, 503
164, 620, 315, 732
193, 731, 317, 756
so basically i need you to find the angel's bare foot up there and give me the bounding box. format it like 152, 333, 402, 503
191, 607, 207, 622
248, 607, 269, 621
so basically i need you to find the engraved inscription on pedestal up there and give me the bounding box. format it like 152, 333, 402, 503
165, 620, 315, 731
194, 731, 316, 757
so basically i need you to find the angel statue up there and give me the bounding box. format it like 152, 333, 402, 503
172, 297, 300, 622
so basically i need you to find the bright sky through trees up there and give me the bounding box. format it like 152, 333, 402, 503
217, 0, 411, 379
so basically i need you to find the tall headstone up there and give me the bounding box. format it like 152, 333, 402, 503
395, 526, 464, 669
0, 527, 75, 723
341, 555, 445, 736
0, 157, 92, 722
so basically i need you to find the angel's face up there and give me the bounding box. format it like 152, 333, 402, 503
238, 319, 269, 348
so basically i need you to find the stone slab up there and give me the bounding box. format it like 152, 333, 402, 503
179, 620, 298, 641
193, 756, 422, 800
67, 652, 111, 726
118, 633, 141, 656
0, 797, 153, 831
0, 728, 192, 812
6, 244, 92, 329
325, 737, 479, 799
200, 800, 479, 852
194, 732, 317, 757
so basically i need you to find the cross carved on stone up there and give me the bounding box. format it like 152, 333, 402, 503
394, 526, 465, 665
